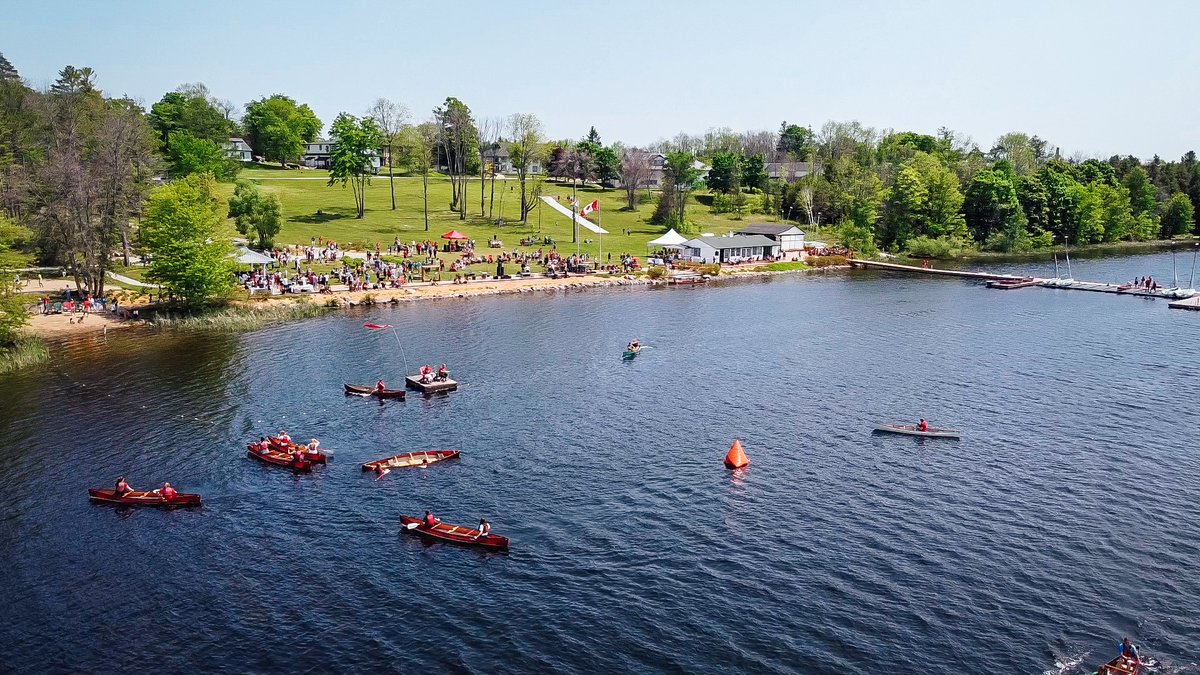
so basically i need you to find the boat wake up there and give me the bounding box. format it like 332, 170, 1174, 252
1042, 651, 1086, 675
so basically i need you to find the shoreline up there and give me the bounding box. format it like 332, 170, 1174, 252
19, 266, 841, 342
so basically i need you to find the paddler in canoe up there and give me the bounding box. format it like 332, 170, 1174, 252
918, 418, 928, 432
1116, 638, 1141, 669
626, 338, 640, 352
423, 510, 440, 527
375, 379, 386, 393
155, 482, 177, 500
475, 518, 491, 539
114, 475, 132, 496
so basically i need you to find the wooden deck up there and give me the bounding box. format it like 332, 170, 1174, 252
405, 375, 458, 393
1168, 295, 1200, 311
848, 259, 1026, 281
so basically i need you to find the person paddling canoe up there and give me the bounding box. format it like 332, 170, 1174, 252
159, 482, 177, 500
627, 338, 640, 352
114, 476, 132, 496
423, 510, 439, 527
1117, 638, 1141, 668
918, 418, 929, 432
475, 519, 491, 539
375, 379, 386, 393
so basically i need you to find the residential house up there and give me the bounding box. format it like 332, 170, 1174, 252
481, 146, 543, 175
304, 139, 381, 173
225, 137, 253, 162
735, 223, 806, 252
764, 161, 815, 182
624, 153, 710, 189
681, 234, 780, 264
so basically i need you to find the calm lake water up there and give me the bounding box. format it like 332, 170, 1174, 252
1, 250, 1198, 674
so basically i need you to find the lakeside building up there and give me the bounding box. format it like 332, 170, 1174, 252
224, 137, 254, 162
735, 223, 806, 252
681, 234, 780, 264
480, 146, 544, 176
764, 161, 815, 181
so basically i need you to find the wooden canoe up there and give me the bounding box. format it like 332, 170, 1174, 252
361, 449, 460, 471
246, 444, 313, 472
1094, 655, 1140, 675
344, 383, 406, 400
267, 437, 328, 464
400, 515, 509, 550
874, 423, 962, 439
88, 488, 202, 507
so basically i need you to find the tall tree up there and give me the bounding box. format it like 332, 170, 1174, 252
1162, 192, 1194, 237
367, 97, 409, 210
327, 113, 382, 219
49, 66, 96, 96
434, 97, 475, 219
242, 95, 321, 166
508, 113, 545, 223
657, 152, 701, 225
593, 145, 620, 189
400, 121, 438, 231
475, 117, 500, 217
228, 180, 282, 249
742, 155, 768, 191
619, 148, 651, 210
585, 126, 601, 145
777, 122, 814, 160
0, 53, 19, 82
1123, 165, 1157, 218
139, 173, 235, 306
706, 152, 743, 193
963, 168, 1021, 245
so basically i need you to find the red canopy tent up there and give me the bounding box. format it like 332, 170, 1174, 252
441, 230, 469, 240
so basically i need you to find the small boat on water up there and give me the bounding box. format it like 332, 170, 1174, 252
362, 450, 460, 471
267, 437, 328, 464
88, 488, 202, 507
400, 516, 509, 550
622, 345, 641, 359
874, 423, 962, 439
405, 375, 458, 393
344, 383, 406, 400
986, 277, 1038, 289
1093, 654, 1140, 675
246, 444, 313, 472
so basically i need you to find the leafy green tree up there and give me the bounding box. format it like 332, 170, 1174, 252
49, 65, 96, 95
878, 131, 943, 165
909, 152, 967, 239
327, 113, 382, 219
1162, 192, 1195, 237
742, 155, 768, 191
149, 89, 232, 151
139, 174, 236, 306
705, 152, 743, 193
776, 122, 813, 160
963, 168, 1021, 243
830, 158, 884, 247
880, 165, 926, 249
1074, 159, 1117, 186
1064, 181, 1105, 244
228, 180, 282, 249
242, 95, 321, 166
1095, 183, 1134, 242
166, 132, 240, 180
1017, 174, 1050, 239
593, 146, 620, 188
1123, 165, 1157, 217
663, 151, 702, 224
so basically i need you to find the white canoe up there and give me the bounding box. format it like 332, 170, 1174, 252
874, 423, 961, 439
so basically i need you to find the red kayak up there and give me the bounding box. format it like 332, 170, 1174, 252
267, 437, 328, 464
88, 488, 202, 507
246, 444, 313, 472
400, 515, 509, 550
361, 450, 459, 471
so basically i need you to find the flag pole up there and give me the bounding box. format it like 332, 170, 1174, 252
598, 204, 603, 269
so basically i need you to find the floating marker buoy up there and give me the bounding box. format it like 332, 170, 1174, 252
724, 439, 749, 469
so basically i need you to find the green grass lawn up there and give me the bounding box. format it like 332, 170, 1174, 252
241, 172, 793, 261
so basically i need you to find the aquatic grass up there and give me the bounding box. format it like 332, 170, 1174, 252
147, 301, 333, 333
0, 337, 50, 374
756, 261, 810, 272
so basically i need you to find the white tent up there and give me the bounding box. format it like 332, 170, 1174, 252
233, 247, 275, 265
647, 229, 688, 247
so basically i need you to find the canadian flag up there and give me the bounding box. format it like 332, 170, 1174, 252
581, 200, 599, 217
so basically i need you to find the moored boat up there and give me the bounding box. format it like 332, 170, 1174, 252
344, 383, 406, 400
246, 444, 313, 472
88, 488, 202, 507
985, 277, 1038, 289
1093, 654, 1140, 675
267, 437, 328, 464
361, 449, 460, 471
400, 516, 509, 550
873, 423, 962, 439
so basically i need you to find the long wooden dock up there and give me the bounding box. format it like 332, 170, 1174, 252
849, 259, 1199, 309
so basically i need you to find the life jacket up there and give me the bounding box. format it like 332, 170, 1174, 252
423, 514, 436, 527
162, 487, 177, 499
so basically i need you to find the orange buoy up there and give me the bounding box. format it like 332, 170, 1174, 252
723, 439, 750, 469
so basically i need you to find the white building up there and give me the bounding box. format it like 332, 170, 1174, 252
681, 234, 780, 264
225, 137, 253, 162
304, 139, 381, 172
736, 223, 806, 252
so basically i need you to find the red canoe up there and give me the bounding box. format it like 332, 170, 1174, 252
1095, 655, 1140, 675
267, 437, 328, 464
88, 488, 202, 507
246, 444, 313, 472
361, 450, 460, 471
344, 383, 406, 400
400, 515, 509, 550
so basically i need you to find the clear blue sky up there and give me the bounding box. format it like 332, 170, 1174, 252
3, 0, 1197, 158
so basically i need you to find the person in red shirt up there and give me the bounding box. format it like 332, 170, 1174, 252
375, 379, 386, 392
423, 511, 439, 527
114, 476, 132, 496
160, 483, 177, 500
918, 418, 929, 432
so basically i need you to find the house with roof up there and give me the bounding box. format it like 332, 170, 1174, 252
735, 223, 806, 252
764, 161, 815, 182
304, 140, 381, 173
225, 137, 253, 162
481, 145, 543, 175
681, 234, 780, 264
625, 153, 710, 189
